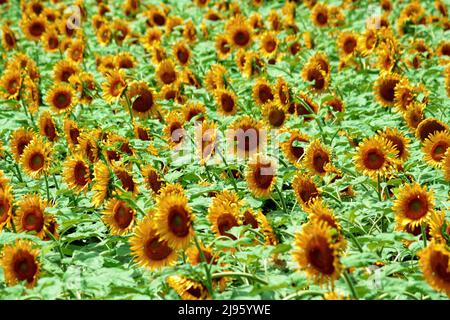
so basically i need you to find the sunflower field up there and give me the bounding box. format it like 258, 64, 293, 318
0, 0, 449, 301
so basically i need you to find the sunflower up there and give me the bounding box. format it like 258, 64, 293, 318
245, 154, 277, 198
67, 39, 85, 63
274, 77, 291, 107
303, 140, 332, 177
37, 111, 57, 143
141, 27, 162, 52
154, 192, 194, 250
142, 166, 165, 194
281, 130, 310, 165
1, 24, 16, 51
158, 183, 186, 199
63, 154, 91, 193
293, 92, 320, 120
42, 27, 61, 52
392, 183, 434, 228
186, 240, 216, 265
129, 214, 178, 270
354, 135, 398, 179
292, 222, 345, 285
311, 3, 329, 27
422, 131, 450, 168
0, 186, 13, 231
393, 79, 415, 112
63, 118, 81, 151
259, 31, 278, 57
242, 208, 277, 245
378, 127, 410, 162
99, 70, 126, 104
10, 128, 35, 161
195, 120, 218, 164
204, 64, 226, 93
156, 59, 178, 86
0, 240, 40, 288
214, 88, 238, 116
429, 211, 450, 244
21, 16, 46, 41
418, 241, 450, 297
53, 60, 79, 83
182, 68, 201, 89
183, 101, 206, 123
167, 275, 210, 300
164, 112, 185, 148
444, 149, 450, 181
96, 23, 112, 46
403, 102, 425, 131
416, 118, 449, 142
301, 62, 329, 93
173, 41, 191, 66
125, 81, 158, 118
77, 132, 100, 163
92, 161, 112, 207
114, 165, 138, 196
112, 19, 130, 45
262, 102, 287, 129
0, 68, 22, 100
252, 78, 274, 106
115, 52, 136, 70
373, 72, 403, 107
229, 116, 265, 158
215, 34, 231, 60
208, 199, 241, 240
358, 28, 378, 56
147, 8, 167, 27
8, 53, 39, 81
134, 123, 151, 141
292, 173, 321, 209
102, 198, 135, 236
20, 137, 51, 179
46, 83, 77, 113
305, 199, 342, 234
14, 193, 52, 240
225, 15, 253, 49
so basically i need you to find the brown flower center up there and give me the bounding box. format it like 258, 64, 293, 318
406, 196, 428, 220
132, 90, 154, 113
364, 148, 385, 170
307, 236, 335, 275
233, 30, 250, 47
253, 162, 274, 189
13, 252, 38, 283
217, 213, 239, 239
145, 237, 172, 261
22, 210, 44, 232
29, 152, 44, 171
113, 202, 134, 229
168, 205, 190, 237
220, 94, 235, 113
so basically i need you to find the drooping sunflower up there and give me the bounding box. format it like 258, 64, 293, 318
38, 111, 58, 142
141, 166, 165, 195
311, 3, 329, 27
53, 60, 79, 83
274, 77, 291, 107
416, 118, 449, 142
167, 275, 210, 300
373, 72, 403, 107
130, 213, 178, 270
115, 52, 136, 70
163, 111, 185, 148
242, 208, 277, 245
0, 186, 13, 231
378, 127, 410, 163
443, 149, 450, 181
418, 241, 450, 297
102, 198, 135, 236
160, 84, 181, 103
262, 102, 287, 129
393, 79, 415, 112
10, 128, 35, 161
156, 59, 178, 86
21, 16, 46, 41
1, 24, 16, 51
215, 34, 231, 60
252, 78, 274, 107
429, 211, 450, 244
292, 173, 321, 209
20, 137, 51, 179
63, 118, 81, 151
125, 81, 158, 118
204, 64, 226, 93
186, 240, 216, 265
154, 191, 195, 250
112, 19, 130, 45
102, 70, 127, 104
195, 120, 218, 164
292, 222, 345, 285
114, 165, 138, 196
305, 199, 342, 234
281, 130, 310, 166
229, 116, 265, 158
14, 194, 52, 240
208, 194, 241, 239
245, 154, 277, 198
393, 183, 434, 228
77, 131, 100, 164
96, 23, 112, 46
63, 154, 91, 193
66, 39, 85, 63
173, 41, 191, 66
46, 82, 78, 113
92, 161, 112, 207
422, 131, 450, 168
353, 135, 398, 179
0, 68, 22, 100
293, 92, 320, 120
214, 88, 238, 116
358, 28, 378, 57
225, 15, 253, 49
303, 140, 332, 177
0, 240, 40, 288
403, 102, 425, 131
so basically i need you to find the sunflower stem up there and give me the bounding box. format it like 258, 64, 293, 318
343, 270, 358, 300
216, 148, 240, 194
44, 172, 51, 201
377, 174, 382, 202
211, 272, 268, 285
282, 290, 324, 300
193, 233, 214, 298
46, 231, 66, 271
421, 223, 427, 248
274, 183, 287, 213
52, 173, 59, 190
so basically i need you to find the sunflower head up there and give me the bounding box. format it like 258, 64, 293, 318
63, 154, 91, 193
303, 140, 332, 177
292, 173, 321, 209
229, 116, 265, 158
92, 161, 112, 207
46, 82, 78, 113
281, 130, 310, 166
246, 154, 277, 198
311, 3, 329, 27
142, 166, 165, 194
0, 185, 13, 231
10, 128, 35, 162
215, 34, 231, 60
21, 16, 46, 41
38, 111, 58, 142
226, 15, 253, 49
0, 240, 40, 288
422, 131, 450, 168
53, 60, 79, 83
301, 62, 329, 93
126, 81, 158, 118
167, 275, 210, 300
252, 78, 274, 106
20, 137, 52, 179
102, 198, 135, 235
214, 88, 238, 116
101, 70, 127, 104
416, 118, 449, 142
208, 194, 242, 239
14, 193, 52, 240
378, 127, 410, 162
173, 41, 191, 66
156, 59, 178, 86
262, 102, 287, 129
418, 241, 450, 297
